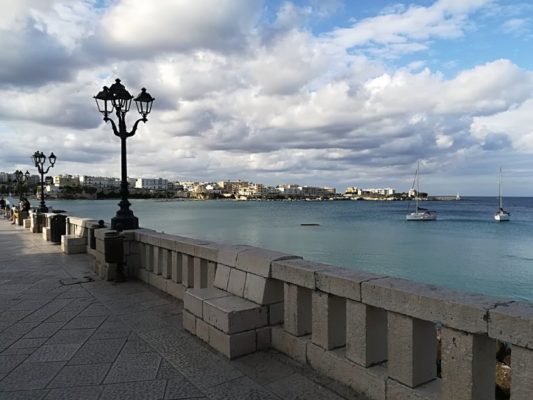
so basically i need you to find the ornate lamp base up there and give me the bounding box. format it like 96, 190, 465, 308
111, 215, 139, 231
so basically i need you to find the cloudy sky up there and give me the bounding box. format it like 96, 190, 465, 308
1, 0, 533, 195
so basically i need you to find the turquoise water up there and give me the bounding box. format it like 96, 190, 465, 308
47, 197, 533, 302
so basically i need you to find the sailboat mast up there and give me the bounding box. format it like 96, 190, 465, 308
499, 168, 503, 209
416, 161, 420, 211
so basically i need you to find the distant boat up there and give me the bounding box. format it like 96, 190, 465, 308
406, 161, 437, 221
494, 168, 510, 222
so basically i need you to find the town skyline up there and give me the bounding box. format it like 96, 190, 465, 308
2, 1, 533, 196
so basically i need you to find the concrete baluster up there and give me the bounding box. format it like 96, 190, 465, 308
284, 283, 312, 336
508, 346, 533, 400
194, 257, 208, 289
346, 300, 387, 367
144, 244, 154, 272
161, 248, 171, 278
153, 246, 162, 275
312, 291, 346, 350
171, 251, 182, 283
440, 327, 495, 399
388, 312, 437, 388
182, 254, 194, 287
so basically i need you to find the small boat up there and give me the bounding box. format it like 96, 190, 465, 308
406, 161, 437, 221
494, 168, 510, 222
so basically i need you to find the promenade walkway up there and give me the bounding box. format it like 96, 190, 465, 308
0, 219, 367, 400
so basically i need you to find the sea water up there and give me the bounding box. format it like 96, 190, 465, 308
47, 197, 533, 302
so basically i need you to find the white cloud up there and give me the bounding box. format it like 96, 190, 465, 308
328, 0, 490, 55
101, 0, 262, 53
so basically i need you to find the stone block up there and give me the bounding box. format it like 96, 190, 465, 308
171, 251, 182, 283
256, 327, 272, 350
362, 277, 502, 334
271, 326, 309, 365
272, 259, 336, 289
196, 318, 210, 342
166, 281, 185, 300
216, 244, 252, 267
316, 268, 381, 301
182, 254, 194, 288
388, 312, 437, 388
159, 233, 177, 250
137, 267, 149, 283
194, 243, 219, 262
173, 237, 210, 256
193, 257, 208, 289
213, 264, 231, 290
440, 327, 495, 400
236, 247, 301, 277
489, 301, 533, 349
227, 268, 246, 297
346, 300, 387, 367
510, 346, 533, 400
208, 325, 256, 359
386, 379, 440, 400
312, 291, 346, 350
306, 344, 387, 400
23, 218, 31, 229
61, 236, 87, 255
42, 226, 51, 241
284, 283, 312, 336
244, 274, 284, 305
149, 273, 168, 293
203, 295, 267, 334
184, 288, 231, 318
183, 310, 196, 334
269, 302, 284, 325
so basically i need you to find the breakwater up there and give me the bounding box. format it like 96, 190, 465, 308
15, 212, 528, 400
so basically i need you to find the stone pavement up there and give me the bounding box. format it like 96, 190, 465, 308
0, 219, 368, 400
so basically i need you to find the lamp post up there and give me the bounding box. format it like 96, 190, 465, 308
31, 151, 56, 213
13, 170, 30, 201
94, 79, 154, 231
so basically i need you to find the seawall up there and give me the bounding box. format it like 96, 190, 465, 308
16, 212, 533, 399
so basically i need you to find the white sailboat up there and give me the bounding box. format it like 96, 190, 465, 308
494, 168, 510, 222
406, 161, 437, 221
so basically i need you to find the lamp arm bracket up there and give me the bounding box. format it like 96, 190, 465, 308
127, 118, 147, 138
105, 117, 120, 137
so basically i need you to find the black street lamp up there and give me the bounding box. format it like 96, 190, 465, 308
31, 151, 56, 212
94, 79, 154, 230
13, 170, 30, 200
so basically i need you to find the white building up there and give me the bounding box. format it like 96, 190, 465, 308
53, 175, 80, 188
135, 178, 169, 191
79, 175, 120, 189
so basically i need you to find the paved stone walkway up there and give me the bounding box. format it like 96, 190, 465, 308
0, 219, 367, 400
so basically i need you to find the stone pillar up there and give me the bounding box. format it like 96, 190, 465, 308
346, 300, 387, 367
153, 246, 162, 275
207, 262, 216, 288
161, 249, 171, 279
284, 283, 312, 336
312, 291, 346, 350
182, 254, 194, 288
511, 346, 533, 400
388, 312, 437, 388
440, 327, 495, 400
171, 251, 182, 283
194, 257, 208, 289
144, 244, 154, 272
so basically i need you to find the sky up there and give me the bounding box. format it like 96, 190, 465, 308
1, 0, 533, 195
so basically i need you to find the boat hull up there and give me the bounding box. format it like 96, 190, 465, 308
494, 212, 510, 222
406, 212, 437, 221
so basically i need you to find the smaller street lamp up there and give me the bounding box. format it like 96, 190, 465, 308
13, 170, 30, 201
31, 151, 57, 212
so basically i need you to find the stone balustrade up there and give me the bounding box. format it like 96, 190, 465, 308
29, 217, 532, 399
